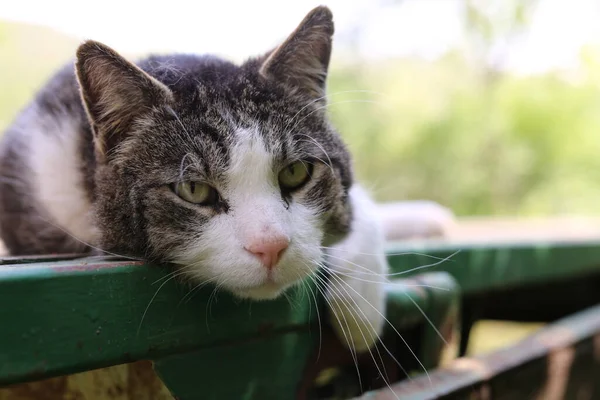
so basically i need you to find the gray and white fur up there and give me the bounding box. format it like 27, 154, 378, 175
0, 7, 393, 351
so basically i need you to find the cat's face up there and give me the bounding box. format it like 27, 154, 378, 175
76, 6, 354, 299
97, 78, 352, 300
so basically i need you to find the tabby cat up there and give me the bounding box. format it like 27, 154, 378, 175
0, 6, 446, 352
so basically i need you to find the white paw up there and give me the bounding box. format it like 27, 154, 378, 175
377, 200, 455, 240
325, 250, 387, 353
322, 184, 389, 352
327, 278, 386, 353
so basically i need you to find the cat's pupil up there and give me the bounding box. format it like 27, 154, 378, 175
288, 165, 296, 175
189, 182, 196, 193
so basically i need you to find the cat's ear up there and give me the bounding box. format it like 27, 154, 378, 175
259, 6, 334, 99
75, 40, 173, 161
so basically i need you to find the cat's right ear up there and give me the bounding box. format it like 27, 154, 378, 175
259, 6, 334, 100
75, 40, 173, 162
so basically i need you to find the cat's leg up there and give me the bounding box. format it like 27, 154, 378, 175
324, 185, 388, 352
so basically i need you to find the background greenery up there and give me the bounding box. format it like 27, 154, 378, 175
2, 1, 600, 218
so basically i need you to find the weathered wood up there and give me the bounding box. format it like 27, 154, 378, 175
356, 303, 600, 399
0, 361, 173, 400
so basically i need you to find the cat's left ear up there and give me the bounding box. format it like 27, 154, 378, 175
75, 40, 173, 162
259, 6, 334, 99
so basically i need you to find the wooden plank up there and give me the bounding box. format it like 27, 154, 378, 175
0, 257, 434, 387
0, 361, 173, 400
356, 303, 600, 399
0, 258, 311, 385
386, 238, 600, 295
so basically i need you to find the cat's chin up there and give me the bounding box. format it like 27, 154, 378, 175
231, 282, 288, 301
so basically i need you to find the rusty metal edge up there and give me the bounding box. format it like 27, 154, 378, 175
355, 303, 600, 399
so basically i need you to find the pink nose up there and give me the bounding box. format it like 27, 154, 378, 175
245, 236, 289, 269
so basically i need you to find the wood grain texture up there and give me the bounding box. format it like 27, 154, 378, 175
0, 362, 173, 400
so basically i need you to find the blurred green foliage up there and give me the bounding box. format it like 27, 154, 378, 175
2, 6, 600, 217
328, 50, 600, 216
331, 55, 600, 215
0, 21, 79, 130
328, 0, 600, 216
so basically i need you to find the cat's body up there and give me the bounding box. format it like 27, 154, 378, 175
0, 62, 96, 255
0, 7, 448, 352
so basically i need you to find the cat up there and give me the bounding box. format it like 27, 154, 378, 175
0, 6, 449, 354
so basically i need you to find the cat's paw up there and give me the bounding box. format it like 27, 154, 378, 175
377, 200, 455, 240
322, 184, 389, 352
325, 251, 387, 353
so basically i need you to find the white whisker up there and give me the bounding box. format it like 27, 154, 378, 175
311, 272, 363, 392
152, 265, 195, 285
282, 89, 387, 134
321, 265, 433, 386
137, 271, 182, 335
286, 99, 381, 137
298, 267, 324, 361
179, 275, 220, 305
319, 261, 450, 290
166, 106, 196, 146
325, 250, 460, 278
320, 247, 458, 261
402, 290, 448, 345
295, 134, 335, 175
37, 214, 141, 261
317, 270, 399, 399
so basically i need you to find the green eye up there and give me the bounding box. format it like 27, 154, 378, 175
172, 181, 218, 205
278, 161, 313, 191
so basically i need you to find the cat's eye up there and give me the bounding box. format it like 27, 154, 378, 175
278, 161, 313, 191
172, 181, 218, 205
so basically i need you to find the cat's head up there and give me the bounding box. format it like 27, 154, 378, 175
75, 6, 353, 300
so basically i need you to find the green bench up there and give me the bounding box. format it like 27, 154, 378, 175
2, 238, 600, 399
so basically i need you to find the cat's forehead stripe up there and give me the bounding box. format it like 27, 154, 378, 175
228, 126, 274, 192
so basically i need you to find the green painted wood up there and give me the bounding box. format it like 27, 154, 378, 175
0, 257, 446, 390
154, 329, 314, 400
386, 239, 600, 295
152, 273, 460, 400
0, 258, 312, 385
151, 272, 460, 400
2, 238, 600, 398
